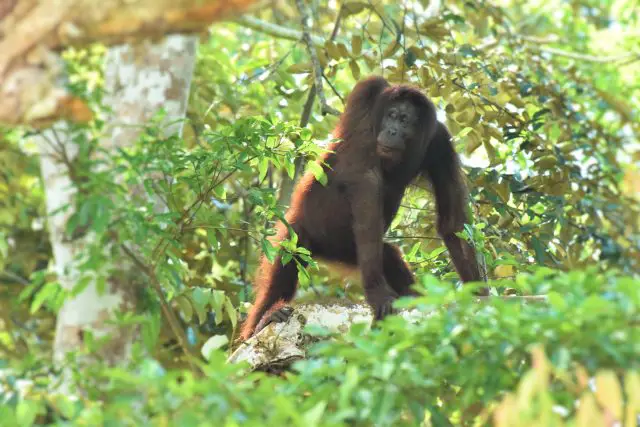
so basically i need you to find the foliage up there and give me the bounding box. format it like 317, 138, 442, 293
1, 268, 638, 425
0, 0, 639, 425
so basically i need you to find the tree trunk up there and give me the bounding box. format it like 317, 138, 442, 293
37, 34, 197, 375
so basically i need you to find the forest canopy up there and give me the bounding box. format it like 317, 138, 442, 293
0, 0, 638, 425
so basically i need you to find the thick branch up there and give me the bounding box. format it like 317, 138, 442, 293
229, 296, 548, 371
0, 0, 255, 128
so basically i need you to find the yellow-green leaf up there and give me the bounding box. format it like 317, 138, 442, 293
483, 139, 498, 165
595, 370, 623, 420
343, 1, 367, 16
494, 264, 514, 278
536, 155, 558, 170
349, 60, 361, 80
494, 179, 510, 203
287, 63, 312, 74
337, 42, 350, 58
577, 394, 604, 427
352, 35, 362, 56
224, 298, 237, 329
175, 295, 193, 321
382, 40, 400, 58
325, 41, 342, 60
201, 335, 229, 360
624, 371, 640, 427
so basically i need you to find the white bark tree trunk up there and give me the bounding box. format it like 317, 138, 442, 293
37, 34, 197, 372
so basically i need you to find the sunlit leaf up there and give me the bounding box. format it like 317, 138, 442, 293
201, 334, 229, 360
287, 63, 313, 74
595, 370, 623, 419
342, 1, 367, 16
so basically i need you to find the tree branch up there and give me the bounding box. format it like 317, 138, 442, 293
295, 0, 340, 116
531, 45, 640, 64
235, 15, 324, 46
229, 296, 548, 371
120, 243, 201, 369
0, 0, 256, 128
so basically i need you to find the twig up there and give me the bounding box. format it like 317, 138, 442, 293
329, 7, 343, 41
451, 79, 521, 122
278, 7, 344, 206
389, 235, 442, 240
528, 44, 640, 64
120, 243, 201, 370
322, 75, 345, 104
0, 270, 30, 285
276, 84, 316, 206
235, 15, 325, 47
295, 0, 340, 116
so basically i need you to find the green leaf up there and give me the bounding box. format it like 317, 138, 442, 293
176, 295, 193, 320
530, 236, 546, 264
407, 242, 421, 259
16, 401, 38, 426
456, 126, 473, 138
201, 334, 229, 360
281, 252, 293, 265
95, 276, 107, 295
303, 401, 327, 426
191, 287, 209, 325
51, 395, 77, 419
286, 160, 296, 179
343, 1, 367, 16
258, 157, 269, 182
352, 35, 362, 56
224, 297, 237, 328
547, 291, 567, 311
428, 246, 447, 259
349, 60, 361, 80
210, 290, 225, 324
207, 229, 218, 250
30, 282, 60, 314
213, 185, 226, 200
262, 239, 277, 263
141, 312, 161, 351
300, 128, 312, 140
0, 232, 8, 259
308, 162, 328, 185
